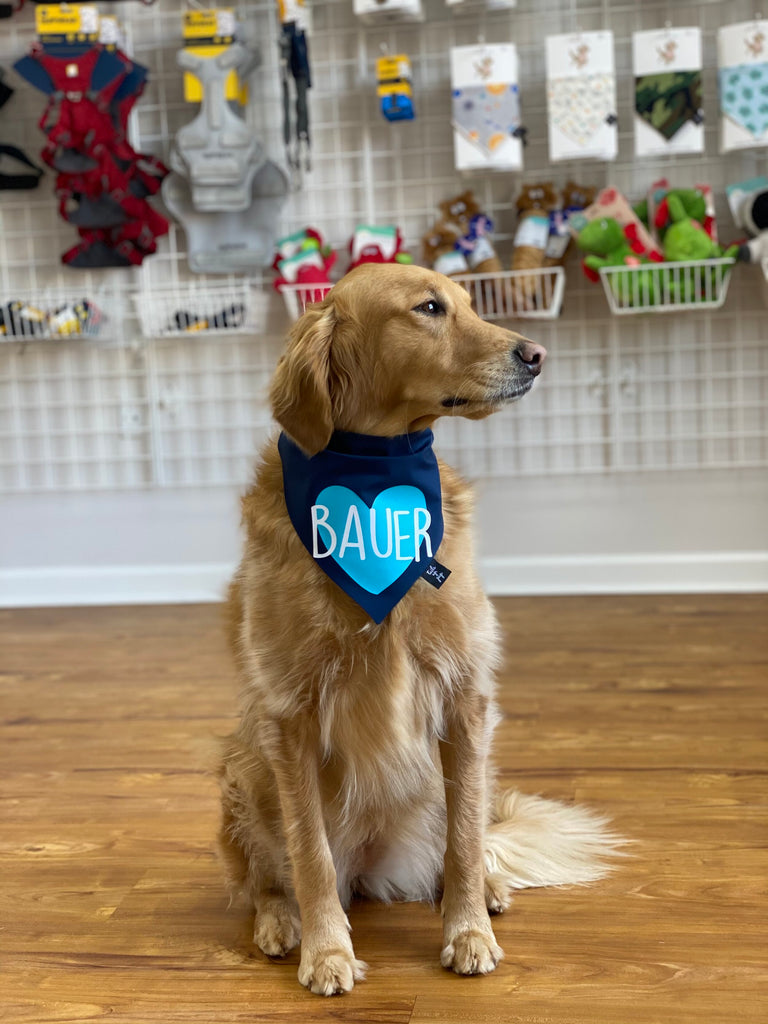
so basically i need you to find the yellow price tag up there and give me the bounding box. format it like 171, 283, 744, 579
36, 4, 99, 37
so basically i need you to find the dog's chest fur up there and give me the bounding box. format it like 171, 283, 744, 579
232, 442, 500, 819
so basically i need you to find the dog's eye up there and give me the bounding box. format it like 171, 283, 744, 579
414, 299, 445, 316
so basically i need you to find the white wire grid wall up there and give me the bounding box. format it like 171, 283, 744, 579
0, 0, 767, 493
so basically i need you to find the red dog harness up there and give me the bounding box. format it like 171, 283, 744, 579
14, 42, 168, 267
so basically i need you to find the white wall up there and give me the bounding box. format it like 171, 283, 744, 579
2, 466, 766, 606
1, 0, 767, 606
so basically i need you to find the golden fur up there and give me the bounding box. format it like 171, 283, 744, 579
218, 264, 618, 996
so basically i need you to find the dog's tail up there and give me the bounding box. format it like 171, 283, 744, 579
484, 789, 626, 898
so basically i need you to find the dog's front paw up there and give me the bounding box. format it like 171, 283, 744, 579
441, 928, 504, 976
298, 946, 367, 996
254, 902, 301, 957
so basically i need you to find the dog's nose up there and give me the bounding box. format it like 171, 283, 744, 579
513, 341, 547, 377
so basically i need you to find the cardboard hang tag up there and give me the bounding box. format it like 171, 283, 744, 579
182, 9, 246, 104
35, 3, 99, 43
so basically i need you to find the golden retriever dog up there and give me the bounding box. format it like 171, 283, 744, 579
218, 264, 619, 996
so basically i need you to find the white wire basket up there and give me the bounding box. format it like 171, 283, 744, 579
452, 267, 566, 320
278, 282, 334, 321
0, 288, 118, 343
599, 258, 736, 315
134, 282, 255, 338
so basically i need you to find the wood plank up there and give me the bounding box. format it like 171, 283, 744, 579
1, 596, 767, 1023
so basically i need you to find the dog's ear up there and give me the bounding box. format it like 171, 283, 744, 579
270, 300, 337, 455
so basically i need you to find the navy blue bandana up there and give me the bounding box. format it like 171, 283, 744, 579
278, 429, 444, 623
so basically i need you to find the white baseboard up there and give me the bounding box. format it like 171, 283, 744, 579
1, 553, 766, 608
481, 552, 768, 595
0, 564, 234, 608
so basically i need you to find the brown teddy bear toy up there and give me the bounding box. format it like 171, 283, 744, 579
511, 182, 559, 305
438, 189, 502, 275
542, 181, 597, 268
438, 190, 480, 236
422, 221, 469, 278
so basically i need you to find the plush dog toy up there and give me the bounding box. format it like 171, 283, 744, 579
347, 225, 412, 270
422, 222, 468, 277
428, 191, 502, 276
438, 190, 480, 235
663, 195, 737, 262
542, 181, 597, 268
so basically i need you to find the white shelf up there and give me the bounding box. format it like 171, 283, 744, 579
278, 282, 334, 321
453, 267, 566, 320
278, 267, 566, 323
599, 258, 736, 315
134, 282, 255, 338
0, 290, 118, 344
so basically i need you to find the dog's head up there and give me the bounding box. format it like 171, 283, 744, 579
270, 263, 546, 455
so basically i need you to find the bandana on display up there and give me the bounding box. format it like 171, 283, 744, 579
279, 429, 445, 623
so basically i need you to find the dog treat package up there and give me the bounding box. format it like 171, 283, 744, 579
542, 181, 597, 267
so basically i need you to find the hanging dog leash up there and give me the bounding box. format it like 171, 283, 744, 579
276, 0, 311, 185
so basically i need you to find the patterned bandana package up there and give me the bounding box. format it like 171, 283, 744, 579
450, 43, 523, 172
718, 20, 768, 153
546, 31, 617, 162
633, 27, 704, 157
278, 429, 445, 623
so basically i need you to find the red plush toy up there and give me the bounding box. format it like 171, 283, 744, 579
347, 225, 412, 270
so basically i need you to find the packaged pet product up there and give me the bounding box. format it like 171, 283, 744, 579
546, 31, 617, 162
277, 0, 312, 177
13, 6, 169, 267
718, 20, 768, 153
633, 27, 704, 157
353, 0, 423, 25
377, 53, 415, 121
450, 43, 523, 172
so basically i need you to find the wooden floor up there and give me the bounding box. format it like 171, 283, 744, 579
1, 596, 766, 1024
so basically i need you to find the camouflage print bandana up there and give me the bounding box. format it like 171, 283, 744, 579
635, 70, 703, 140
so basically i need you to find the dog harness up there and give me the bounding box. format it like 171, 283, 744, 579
278, 429, 445, 624
162, 163, 289, 273
13, 41, 168, 266
171, 44, 264, 212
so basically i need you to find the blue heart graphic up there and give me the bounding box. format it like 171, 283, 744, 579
315, 484, 430, 594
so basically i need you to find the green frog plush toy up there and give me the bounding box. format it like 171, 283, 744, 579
662, 194, 738, 303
